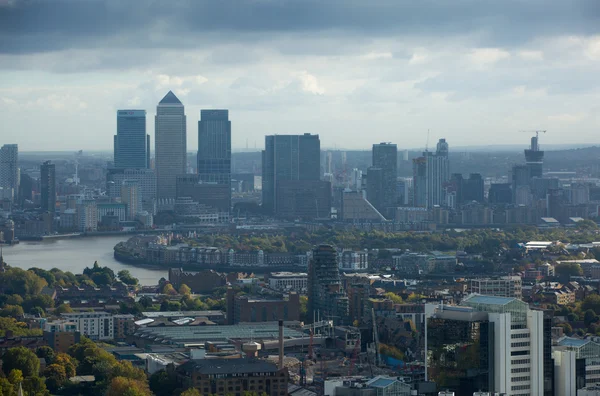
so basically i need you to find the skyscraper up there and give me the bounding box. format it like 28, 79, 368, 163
371, 142, 397, 216
0, 144, 18, 194
40, 161, 56, 213
413, 138, 450, 208
262, 134, 320, 214
114, 110, 148, 169
197, 109, 231, 213
307, 244, 349, 324
155, 91, 186, 200
525, 134, 544, 179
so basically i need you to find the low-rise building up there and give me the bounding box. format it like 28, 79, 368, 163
468, 276, 523, 299
339, 250, 368, 271
113, 314, 136, 341
61, 312, 114, 341
172, 358, 289, 396
43, 320, 81, 353
226, 289, 300, 325
267, 272, 308, 293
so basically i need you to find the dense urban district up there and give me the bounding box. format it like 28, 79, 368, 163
2, 92, 600, 395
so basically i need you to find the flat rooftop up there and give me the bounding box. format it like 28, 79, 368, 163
134, 322, 305, 344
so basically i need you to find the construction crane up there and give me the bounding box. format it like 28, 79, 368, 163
348, 337, 361, 376
520, 130, 547, 139
371, 308, 382, 367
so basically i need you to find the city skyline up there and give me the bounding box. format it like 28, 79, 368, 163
1, 1, 600, 151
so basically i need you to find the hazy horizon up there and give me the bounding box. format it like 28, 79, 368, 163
1, 1, 600, 150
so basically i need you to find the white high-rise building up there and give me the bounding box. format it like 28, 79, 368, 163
0, 144, 18, 195
424, 139, 450, 208
426, 294, 546, 396
155, 91, 186, 200
61, 312, 114, 341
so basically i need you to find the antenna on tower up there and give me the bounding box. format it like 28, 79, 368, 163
425, 129, 430, 152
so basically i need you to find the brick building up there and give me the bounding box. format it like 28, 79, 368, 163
226, 289, 300, 325
172, 358, 288, 396
169, 268, 227, 293
113, 314, 136, 341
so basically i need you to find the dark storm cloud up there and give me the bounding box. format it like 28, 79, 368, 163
1, 0, 599, 54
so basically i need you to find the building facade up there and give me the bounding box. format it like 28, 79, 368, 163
197, 109, 231, 213
40, 160, 56, 213
372, 143, 398, 217
262, 134, 320, 214
121, 180, 142, 220
61, 312, 114, 341
114, 110, 148, 169
267, 272, 307, 293
226, 289, 300, 324
308, 244, 349, 324
469, 276, 523, 299
0, 144, 18, 195
155, 91, 186, 200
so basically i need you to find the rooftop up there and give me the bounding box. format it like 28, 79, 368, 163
178, 358, 279, 375
158, 90, 182, 105
462, 294, 516, 306
134, 322, 305, 344
142, 311, 223, 319
558, 337, 589, 348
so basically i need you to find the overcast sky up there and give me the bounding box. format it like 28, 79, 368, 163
1, 0, 600, 151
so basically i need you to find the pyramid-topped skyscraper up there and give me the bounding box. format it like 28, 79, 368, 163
155, 91, 186, 200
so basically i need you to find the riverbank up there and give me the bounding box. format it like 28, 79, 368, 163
3, 236, 167, 285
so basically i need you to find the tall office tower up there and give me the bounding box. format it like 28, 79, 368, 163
426, 295, 546, 395
146, 135, 151, 168
114, 110, 148, 169
412, 139, 449, 209
307, 244, 349, 325
451, 173, 485, 205
412, 157, 427, 207
371, 142, 398, 215
489, 183, 512, 204
18, 173, 33, 207
511, 165, 531, 205
262, 134, 320, 214
524, 134, 544, 179
197, 109, 231, 213
155, 91, 186, 200
424, 138, 450, 208
121, 180, 141, 220
366, 167, 383, 211
0, 144, 18, 192
40, 161, 56, 213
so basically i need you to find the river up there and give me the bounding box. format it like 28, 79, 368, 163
2, 236, 168, 286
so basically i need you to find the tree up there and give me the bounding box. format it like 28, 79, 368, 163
0, 304, 24, 318
384, 292, 403, 304
106, 377, 151, 396
22, 376, 48, 396
139, 296, 153, 308
2, 346, 40, 377
111, 361, 146, 381
44, 364, 67, 392
55, 303, 74, 314
36, 346, 55, 364
118, 270, 139, 286
180, 389, 202, 396
299, 295, 308, 322
54, 353, 77, 378
179, 284, 191, 296
161, 283, 177, 295
584, 309, 599, 327
583, 295, 600, 315
149, 370, 178, 396
555, 263, 583, 277
7, 369, 23, 385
